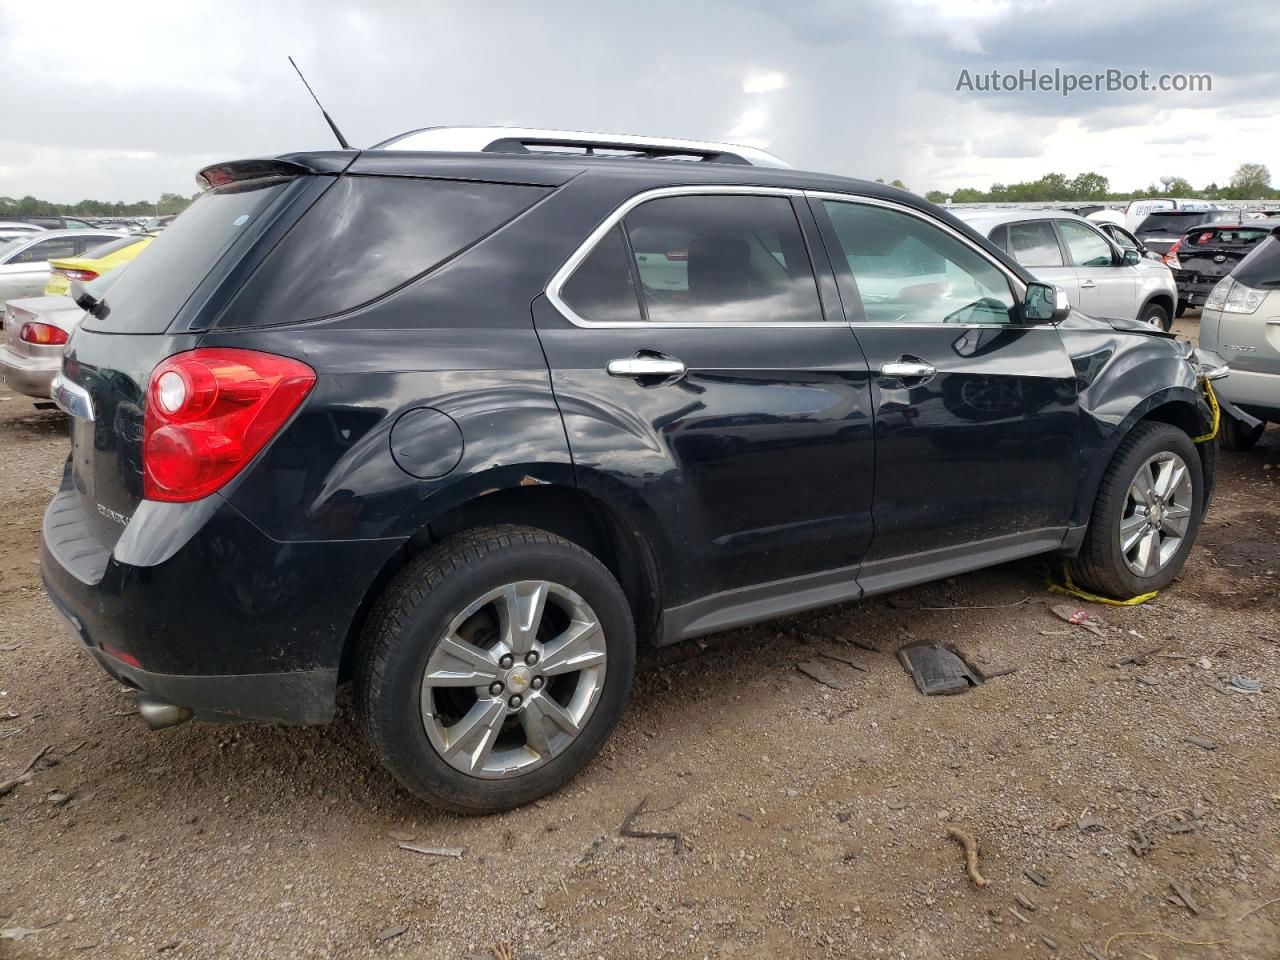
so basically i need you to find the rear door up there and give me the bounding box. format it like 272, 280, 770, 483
1001, 220, 1081, 307
537, 188, 876, 613
1056, 219, 1138, 320
810, 195, 1080, 592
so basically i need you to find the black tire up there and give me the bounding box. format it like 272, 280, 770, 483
1141, 302, 1172, 331
356, 525, 635, 814
1219, 410, 1265, 451
1069, 422, 1204, 598
1175, 300, 1189, 319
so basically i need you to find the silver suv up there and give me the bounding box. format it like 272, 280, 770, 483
1196, 226, 1280, 449
955, 209, 1179, 330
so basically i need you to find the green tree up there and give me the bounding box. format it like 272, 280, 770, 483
1069, 172, 1110, 199
1229, 163, 1271, 198
924, 190, 949, 203
1164, 177, 1195, 196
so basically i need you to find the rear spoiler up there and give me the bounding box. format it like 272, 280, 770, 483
195, 152, 356, 190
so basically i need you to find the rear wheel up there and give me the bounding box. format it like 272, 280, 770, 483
1175, 300, 1189, 319
1069, 422, 1204, 598
1141, 302, 1172, 331
1219, 410, 1265, 451
356, 525, 635, 813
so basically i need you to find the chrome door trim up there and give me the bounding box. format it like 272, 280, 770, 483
545, 184, 819, 330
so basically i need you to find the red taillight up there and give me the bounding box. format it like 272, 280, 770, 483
142, 349, 315, 502
56, 268, 98, 282
19, 322, 69, 345
1162, 239, 1182, 268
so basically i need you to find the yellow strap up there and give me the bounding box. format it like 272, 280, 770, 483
1192, 376, 1219, 443
1046, 564, 1158, 606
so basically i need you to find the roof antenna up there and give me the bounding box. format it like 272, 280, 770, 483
288, 56, 353, 150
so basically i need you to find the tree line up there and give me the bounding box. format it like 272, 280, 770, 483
883, 163, 1274, 204
0, 192, 199, 218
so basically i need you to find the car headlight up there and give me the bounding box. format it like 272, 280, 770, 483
1204, 276, 1266, 314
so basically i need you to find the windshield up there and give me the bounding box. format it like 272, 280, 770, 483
81, 178, 290, 333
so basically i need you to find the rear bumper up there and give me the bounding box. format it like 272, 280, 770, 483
40, 471, 405, 726
1196, 348, 1280, 416
0, 343, 58, 398
1171, 272, 1221, 306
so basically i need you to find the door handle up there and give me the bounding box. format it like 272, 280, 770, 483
606, 356, 687, 380
1079, 279, 1098, 289
880, 361, 935, 380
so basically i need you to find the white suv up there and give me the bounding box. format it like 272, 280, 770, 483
1195, 227, 1280, 449
955, 209, 1179, 330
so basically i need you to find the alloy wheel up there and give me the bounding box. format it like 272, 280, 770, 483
420, 580, 607, 779
1119, 451, 1193, 577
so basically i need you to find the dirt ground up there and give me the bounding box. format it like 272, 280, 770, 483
2, 315, 1278, 960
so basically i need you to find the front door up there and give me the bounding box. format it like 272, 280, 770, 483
1056, 218, 1138, 320
811, 196, 1081, 594
535, 189, 876, 620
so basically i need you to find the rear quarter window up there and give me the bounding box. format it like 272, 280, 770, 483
216, 176, 550, 328
1233, 235, 1280, 289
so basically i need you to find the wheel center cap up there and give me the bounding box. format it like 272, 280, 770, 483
506, 665, 532, 692
1150, 505, 1164, 527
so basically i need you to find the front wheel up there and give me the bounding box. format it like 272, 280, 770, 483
1141, 302, 1172, 331
356, 525, 635, 813
1069, 422, 1204, 598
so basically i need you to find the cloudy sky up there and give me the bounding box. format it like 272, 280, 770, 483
1, 0, 1276, 202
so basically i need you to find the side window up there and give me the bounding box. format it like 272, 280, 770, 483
1007, 221, 1064, 267
560, 225, 643, 323
1057, 220, 1114, 267
988, 225, 1008, 252
620, 194, 822, 324
822, 200, 1017, 324
12, 238, 77, 264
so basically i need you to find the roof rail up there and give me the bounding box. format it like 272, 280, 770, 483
372, 126, 792, 168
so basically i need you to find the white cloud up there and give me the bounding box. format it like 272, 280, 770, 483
742, 69, 789, 94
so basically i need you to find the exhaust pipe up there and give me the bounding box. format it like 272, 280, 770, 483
135, 693, 193, 730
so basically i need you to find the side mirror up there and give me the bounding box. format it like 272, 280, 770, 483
1122, 249, 1141, 266
1022, 281, 1070, 324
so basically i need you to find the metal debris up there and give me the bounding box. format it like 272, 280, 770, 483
397, 844, 464, 858
1111, 644, 1168, 667
1014, 892, 1037, 912
1051, 604, 1106, 638
1169, 880, 1201, 915
1184, 735, 1218, 750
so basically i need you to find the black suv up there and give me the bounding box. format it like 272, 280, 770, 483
42, 129, 1217, 812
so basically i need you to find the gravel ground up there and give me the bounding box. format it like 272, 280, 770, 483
2, 316, 1278, 959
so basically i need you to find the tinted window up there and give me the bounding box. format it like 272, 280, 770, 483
823, 201, 1016, 324
1057, 220, 1114, 267
1136, 211, 1234, 235
83, 236, 144, 259
621, 194, 821, 323
81, 179, 290, 333
9, 237, 78, 263
1186, 228, 1270, 246
1007, 221, 1063, 267
561, 225, 642, 323
220, 176, 549, 328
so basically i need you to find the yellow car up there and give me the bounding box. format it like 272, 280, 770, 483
44, 234, 153, 295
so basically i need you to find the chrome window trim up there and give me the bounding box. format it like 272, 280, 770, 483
546, 185, 825, 330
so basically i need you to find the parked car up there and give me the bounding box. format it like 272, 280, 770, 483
42, 129, 1217, 812
1195, 226, 1280, 449
0, 295, 87, 398
1134, 210, 1238, 258
954, 208, 1178, 329
0, 230, 124, 303
0, 214, 97, 231
44, 235, 153, 296
1164, 223, 1273, 317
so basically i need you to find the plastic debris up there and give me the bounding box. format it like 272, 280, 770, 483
897, 643, 981, 695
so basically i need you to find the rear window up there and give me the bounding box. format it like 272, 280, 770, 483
81, 179, 289, 333
1185, 228, 1270, 246
1136, 211, 1233, 235
82, 236, 143, 259
216, 175, 550, 328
